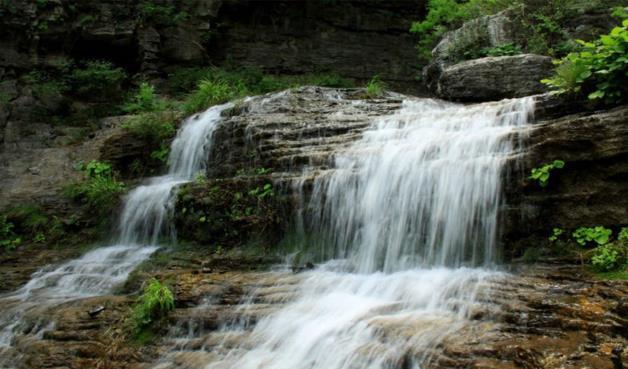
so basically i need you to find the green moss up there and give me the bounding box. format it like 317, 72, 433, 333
593, 269, 628, 280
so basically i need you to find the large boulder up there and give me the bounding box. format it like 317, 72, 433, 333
435, 54, 553, 101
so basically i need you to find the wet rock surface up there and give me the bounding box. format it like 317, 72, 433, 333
7, 261, 625, 369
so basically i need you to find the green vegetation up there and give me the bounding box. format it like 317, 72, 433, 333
365, 75, 385, 98
542, 19, 628, 105
0, 204, 68, 251
65, 160, 125, 215
70, 61, 126, 100
129, 278, 175, 336
530, 160, 565, 187
123, 111, 177, 142
591, 244, 621, 271
572, 226, 612, 246
540, 225, 627, 275
248, 183, 274, 200
184, 79, 240, 114
0, 215, 21, 251
410, 0, 516, 59
548, 227, 563, 242
483, 42, 522, 56
166, 67, 353, 113
123, 110, 178, 164
22, 70, 68, 101
123, 82, 167, 114
168, 67, 352, 96
139, 1, 188, 25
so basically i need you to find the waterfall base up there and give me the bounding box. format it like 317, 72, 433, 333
5, 252, 623, 369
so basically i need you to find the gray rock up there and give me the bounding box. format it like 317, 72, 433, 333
436, 54, 553, 101
503, 105, 628, 255
432, 8, 518, 64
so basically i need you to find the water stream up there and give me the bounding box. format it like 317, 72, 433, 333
0, 103, 232, 367
154, 96, 534, 369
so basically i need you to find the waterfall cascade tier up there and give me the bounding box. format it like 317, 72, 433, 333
1, 88, 537, 369
152, 92, 535, 369
0, 104, 231, 367
303, 97, 534, 272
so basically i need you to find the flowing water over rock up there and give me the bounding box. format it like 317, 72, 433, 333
0, 104, 231, 368
152, 95, 537, 369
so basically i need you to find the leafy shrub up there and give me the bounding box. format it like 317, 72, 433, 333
123, 82, 166, 113
123, 111, 177, 143
0, 215, 21, 251
130, 278, 175, 333
66, 176, 125, 211
482, 42, 523, 56
365, 75, 385, 98
248, 183, 274, 199
530, 160, 565, 187
591, 244, 621, 271
65, 160, 125, 214
70, 61, 126, 99
572, 226, 612, 246
84, 160, 114, 178
150, 145, 170, 163
542, 19, 628, 105
184, 79, 241, 114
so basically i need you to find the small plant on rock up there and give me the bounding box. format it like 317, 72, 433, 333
591, 244, 621, 272
548, 227, 563, 242
530, 160, 565, 187
365, 75, 385, 98
123, 82, 166, 113
572, 226, 612, 246
65, 160, 125, 215
0, 215, 21, 251
483, 42, 523, 57
130, 278, 175, 336
70, 60, 126, 100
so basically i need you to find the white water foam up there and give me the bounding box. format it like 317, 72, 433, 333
153, 95, 534, 369
0, 103, 232, 367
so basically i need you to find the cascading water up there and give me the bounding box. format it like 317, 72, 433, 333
307, 97, 532, 271
153, 95, 534, 369
0, 103, 231, 367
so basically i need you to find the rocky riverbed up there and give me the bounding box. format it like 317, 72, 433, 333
3, 248, 625, 369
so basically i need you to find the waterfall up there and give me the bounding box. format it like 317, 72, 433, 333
153, 95, 534, 369
0, 103, 231, 366
307, 97, 532, 272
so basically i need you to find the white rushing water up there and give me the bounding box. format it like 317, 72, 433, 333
0, 104, 231, 367
153, 96, 534, 369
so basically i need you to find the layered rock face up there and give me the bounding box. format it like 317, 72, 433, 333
504, 103, 628, 255
166, 88, 628, 254
0, 0, 423, 88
